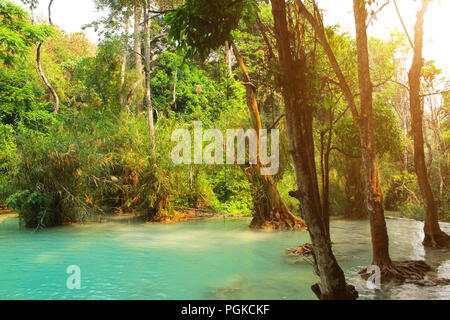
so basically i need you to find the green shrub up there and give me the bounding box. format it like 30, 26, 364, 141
6, 125, 89, 228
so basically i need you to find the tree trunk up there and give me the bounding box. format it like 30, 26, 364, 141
37, 43, 60, 113
225, 41, 233, 77
126, 79, 143, 113
319, 109, 333, 239
424, 121, 433, 177
144, 3, 155, 150
353, 0, 392, 266
172, 56, 178, 106
120, 15, 130, 111
402, 113, 409, 171
48, 0, 54, 25
408, 0, 450, 248
134, 5, 144, 114
230, 42, 305, 231
432, 122, 445, 196
270, 0, 357, 300
36, 0, 59, 113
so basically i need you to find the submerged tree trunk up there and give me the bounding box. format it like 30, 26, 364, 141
144, 3, 155, 150
408, 0, 450, 248
230, 42, 305, 231
270, 0, 357, 300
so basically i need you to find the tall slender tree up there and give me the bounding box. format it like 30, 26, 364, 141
406, 0, 450, 248
22, 0, 60, 113
144, 1, 155, 149
120, 13, 130, 110
133, 3, 144, 114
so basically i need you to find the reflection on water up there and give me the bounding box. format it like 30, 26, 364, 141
0, 215, 449, 300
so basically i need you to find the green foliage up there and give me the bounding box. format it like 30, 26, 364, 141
2, 0, 448, 231
333, 103, 403, 160
209, 167, 253, 215
70, 39, 122, 110
166, 0, 257, 59
151, 51, 245, 124
0, 0, 54, 66
6, 123, 88, 229
384, 171, 420, 211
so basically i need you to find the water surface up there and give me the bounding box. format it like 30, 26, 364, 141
0, 215, 449, 300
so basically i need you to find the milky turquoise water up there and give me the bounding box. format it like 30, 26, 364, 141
0, 215, 449, 300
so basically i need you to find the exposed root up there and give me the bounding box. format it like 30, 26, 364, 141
359, 260, 432, 283
149, 212, 198, 224
286, 243, 314, 257
250, 212, 306, 231
423, 231, 450, 249
284, 243, 316, 266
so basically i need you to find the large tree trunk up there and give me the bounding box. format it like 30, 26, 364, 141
353, 0, 391, 267
144, 3, 155, 150
408, 0, 450, 248
230, 42, 305, 231
270, 0, 357, 300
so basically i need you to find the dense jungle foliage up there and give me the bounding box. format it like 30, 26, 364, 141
0, 0, 448, 232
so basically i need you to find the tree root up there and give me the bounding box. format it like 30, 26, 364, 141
312, 283, 359, 300
359, 260, 432, 283
423, 230, 450, 249
250, 212, 306, 231
286, 243, 314, 256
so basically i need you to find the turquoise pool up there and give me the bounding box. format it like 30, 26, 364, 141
0, 215, 449, 300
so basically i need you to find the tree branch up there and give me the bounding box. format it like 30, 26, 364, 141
393, 0, 414, 50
